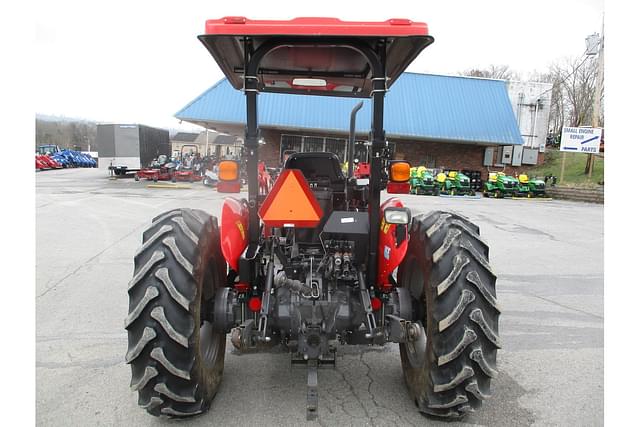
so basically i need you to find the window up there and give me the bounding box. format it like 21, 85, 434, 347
424, 154, 436, 168
303, 136, 324, 152
279, 134, 395, 165
280, 134, 303, 162
325, 138, 347, 161
280, 134, 348, 164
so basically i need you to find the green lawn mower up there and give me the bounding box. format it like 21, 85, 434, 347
515, 174, 530, 197
437, 170, 475, 196
483, 171, 518, 198
409, 166, 439, 195
516, 174, 546, 197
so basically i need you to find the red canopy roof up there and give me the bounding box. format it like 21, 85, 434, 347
198, 17, 434, 98
205, 17, 429, 37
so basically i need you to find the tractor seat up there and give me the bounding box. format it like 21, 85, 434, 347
284, 152, 345, 192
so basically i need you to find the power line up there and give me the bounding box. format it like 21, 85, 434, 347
537, 49, 592, 99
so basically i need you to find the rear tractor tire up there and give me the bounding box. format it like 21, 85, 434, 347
125, 208, 227, 417
398, 211, 501, 419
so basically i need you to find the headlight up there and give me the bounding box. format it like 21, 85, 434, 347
384, 207, 411, 225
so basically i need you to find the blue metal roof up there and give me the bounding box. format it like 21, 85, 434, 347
176, 72, 523, 146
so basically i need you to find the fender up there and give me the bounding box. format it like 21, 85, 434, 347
220, 197, 249, 272
377, 197, 409, 291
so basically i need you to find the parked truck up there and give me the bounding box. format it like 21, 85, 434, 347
96, 124, 170, 175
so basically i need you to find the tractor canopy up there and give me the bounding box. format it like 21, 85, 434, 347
198, 16, 434, 281
198, 17, 433, 98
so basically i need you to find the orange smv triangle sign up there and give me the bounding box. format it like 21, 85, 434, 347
259, 169, 323, 228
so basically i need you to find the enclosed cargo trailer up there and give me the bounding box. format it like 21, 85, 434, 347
97, 124, 170, 175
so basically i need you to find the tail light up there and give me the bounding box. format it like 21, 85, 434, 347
248, 296, 262, 312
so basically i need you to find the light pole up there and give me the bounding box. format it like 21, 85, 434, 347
205, 129, 209, 157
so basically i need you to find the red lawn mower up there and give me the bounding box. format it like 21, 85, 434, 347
135, 155, 174, 182
35, 155, 49, 171
36, 154, 62, 170
172, 144, 204, 183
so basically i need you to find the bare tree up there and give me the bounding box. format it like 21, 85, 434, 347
528, 55, 599, 146
460, 64, 520, 81
551, 56, 598, 127
527, 69, 566, 139
548, 72, 566, 137
35, 118, 97, 151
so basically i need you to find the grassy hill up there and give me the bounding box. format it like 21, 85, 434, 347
525, 148, 604, 187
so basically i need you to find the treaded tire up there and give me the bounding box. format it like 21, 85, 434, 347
398, 211, 500, 419
125, 208, 226, 417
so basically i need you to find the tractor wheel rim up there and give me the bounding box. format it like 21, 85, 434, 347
404, 261, 428, 368
405, 321, 427, 368
199, 321, 221, 368
199, 261, 223, 368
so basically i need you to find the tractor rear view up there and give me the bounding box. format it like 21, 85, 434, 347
126, 17, 500, 421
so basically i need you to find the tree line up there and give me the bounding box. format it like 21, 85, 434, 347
35, 117, 97, 152
460, 54, 603, 141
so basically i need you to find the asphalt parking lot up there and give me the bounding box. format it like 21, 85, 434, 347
36, 168, 603, 426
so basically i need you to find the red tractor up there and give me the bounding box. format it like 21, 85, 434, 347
354, 159, 371, 179
126, 17, 499, 421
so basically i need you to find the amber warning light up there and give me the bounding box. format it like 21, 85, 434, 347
258, 169, 323, 228
389, 161, 411, 182
218, 160, 239, 181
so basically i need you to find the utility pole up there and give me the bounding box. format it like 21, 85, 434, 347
586, 16, 604, 178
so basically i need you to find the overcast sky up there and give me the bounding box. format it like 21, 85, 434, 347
35, 0, 603, 132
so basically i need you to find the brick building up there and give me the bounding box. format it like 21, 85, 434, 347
176, 72, 538, 179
